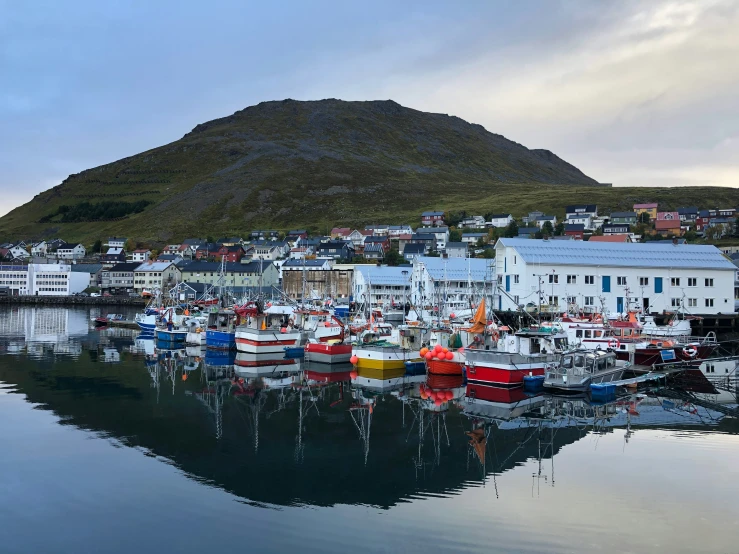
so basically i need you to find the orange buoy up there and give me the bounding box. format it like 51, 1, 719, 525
350, 355, 359, 365
419, 347, 429, 357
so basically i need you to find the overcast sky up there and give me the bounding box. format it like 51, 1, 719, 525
1, 0, 738, 216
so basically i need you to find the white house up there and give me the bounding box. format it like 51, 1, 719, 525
353, 266, 412, 307
488, 214, 513, 228
565, 214, 593, 230
461, 232, 487, 245
494, 238, 735, 316
417, 226, 450, 249
28, 263, 88, 296
252, 245, 281, 261
131, 249, 151, 262
8, 245, 30, 260
565, 204, 598, 220
535, 215, 557, 229
458, 215, 486, 229
133, 262, 181, 293
444, 242, 468, 258
107, 237, 127, 249
56, 242, 86, 260
31, 241, 47, 256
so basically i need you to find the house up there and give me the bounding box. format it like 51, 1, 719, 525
215, 237, 242, 247
364, 224, 389, 236
30, 241, 47, 256
288, 247, 311, 260
609, 212, 637, 225
133, 262, 181, 294
696, 209, 714, 232
517, 227, 539, 238
215, 244, 246, 263
363, 243, 386, 260
387, 225, 413, 237
444, 242, 468, 258
353, 266, 412, 307
330, 227, 352, 239
249, 230, 279, 241
156, 254, 185, 266
107, 237, 127, 249
565, 205, 598, 220
102, 247, 127, 263
495, 238, 735, 315
488, 214, 513, 229
101, 262, 141, 293
566, 214, 593, 229
655, 211, 682, 236
6, 245, 30, 260
458, 215, 486, 229
180, 260, 279, 290
286, 230, 308, 243
315, 241, 355, 261
27, 263, 88, 296
677, 207, 699, 223
363, 236, 391, 252
280, 258, 333, 278
523, 211, 544, 225
706, 218, 734, 238
421, 211, 445, 226
461, 232, 487, 245
408, 233, 437, 251
71, 263, 103, 288
417, 226, 449, 249
164, 243, 188, 255
602, 223, 631, 235
564, 224, 585, 240
589, 234, 631, 243
56, 242, 86, 260
252, 245, 281, 261
534, 215, 557, 229
718, 208, 736, 218
131, 249, 151, 262
402, 243, 427, 261
633, 203, 658, 221
347, 229, 370, 248
194, 243, 220, 260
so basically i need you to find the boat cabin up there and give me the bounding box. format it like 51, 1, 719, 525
559, 349, 617, 377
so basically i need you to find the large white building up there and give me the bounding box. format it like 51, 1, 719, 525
28, 263, 88, 296
133, 261, 181, 293
0, 264, 30, 295
353, 266, 412, 307
495, 238, 735, 315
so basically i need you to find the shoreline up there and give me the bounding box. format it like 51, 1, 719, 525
0, 296, 146, 306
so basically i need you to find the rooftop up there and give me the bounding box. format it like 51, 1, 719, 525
417, 256, 493, 281
588, 235, 630, 243
498, 238, 735, 270
355, 265, 412, 285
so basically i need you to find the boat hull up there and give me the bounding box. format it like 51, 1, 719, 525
235, 328, 301, 354
305, 342, 352, 363
206, 329, 235, 350
156, 329, 187, 343
427, 359, 464, 375
351, 345, 420, 370
616, 344, 717, 366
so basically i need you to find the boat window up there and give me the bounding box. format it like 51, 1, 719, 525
586, 359, 595, 373
574, 355, 585, 367
623, 329, 632, 337
606, 356, 615, 368
584, 330, 591, 338
575, 330, 583, 338
597, 357, 607, 371
594, 330, 602, 338
562, 356, 573, 369
614, 330, 621, 337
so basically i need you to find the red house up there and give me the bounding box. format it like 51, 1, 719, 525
564, 223, 585, 240
655, 211, 682, 236
421, 211, 445, 226
216, 244, 245, 262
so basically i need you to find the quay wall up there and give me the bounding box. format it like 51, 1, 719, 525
0, 296, 146, 307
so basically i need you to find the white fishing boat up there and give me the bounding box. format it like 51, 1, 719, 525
543, 349, 629, 392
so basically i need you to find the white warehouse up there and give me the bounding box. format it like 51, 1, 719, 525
495, 238, 736, 316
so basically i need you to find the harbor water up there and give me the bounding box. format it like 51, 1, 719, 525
1, 305, 738, 554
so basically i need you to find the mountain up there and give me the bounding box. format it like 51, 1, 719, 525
1, 99, 736, 244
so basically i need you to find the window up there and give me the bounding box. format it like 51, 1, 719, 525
584, 296, 594, 305
548, 274, 559, 284
705, 298, 714, 307
514, 256, 517, 265
548, 296, 559, 305
513, 295, 519, 304
639, 277, 649, 286
585, 275, 595, 285
687, 278, 697, 287
688, 298, 697, 307
566, 296, 576, 305
513, 275, 520, 284
671, 298, 681, 307
705, 364, 715, 374
567, 275, 577, 284
617, 276, 627, 286
671, 277, 680, 286
705, 278, 714, 287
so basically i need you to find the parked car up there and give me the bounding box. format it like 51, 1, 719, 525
90, 292, 101, 297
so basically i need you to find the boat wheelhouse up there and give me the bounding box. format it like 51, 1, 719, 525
544, 349, 627, 392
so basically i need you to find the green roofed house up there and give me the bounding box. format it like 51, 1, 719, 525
610, 212, 637, 225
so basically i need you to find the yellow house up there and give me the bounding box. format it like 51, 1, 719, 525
633, 203, 658, 220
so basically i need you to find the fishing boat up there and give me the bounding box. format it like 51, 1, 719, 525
543, 349, 629, 392
351, 324, 428, 370
305, 339, 352, 363
156, 327, 188, 343
205, 309, 239, 350
94, 313, 125, 327
234, 304, 302, 354
464, 325, 568, 387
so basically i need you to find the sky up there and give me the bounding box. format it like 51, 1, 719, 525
1, 0, 738, 216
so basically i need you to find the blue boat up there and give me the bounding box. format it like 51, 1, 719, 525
204, 348, 236, 367
206, 329, 236, 350
284, 346, 305, 359
205, 310, 238, 350
523, 374, 545, 392
156, 329, 187, 343
404, 360, 426, 375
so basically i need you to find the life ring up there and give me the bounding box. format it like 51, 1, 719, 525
682, 345, 697, 358
608, 338, 620, 349
490, 331, 499, 342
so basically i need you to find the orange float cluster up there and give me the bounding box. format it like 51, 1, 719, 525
419, 383, 454, 406
420, 344, 455, 361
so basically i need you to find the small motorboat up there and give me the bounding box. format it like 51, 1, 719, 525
544, 349, 628, 392
94, 314, 124, 327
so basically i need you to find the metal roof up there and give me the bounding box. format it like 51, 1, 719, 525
134, 262, 175, 272
417, 256, 493, 281
355, 265, 412, 285
498, 238, 736, 270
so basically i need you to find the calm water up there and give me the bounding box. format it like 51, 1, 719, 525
1, 306, 738, 554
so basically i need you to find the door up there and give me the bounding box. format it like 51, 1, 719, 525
602, 276, 611, 293
643, 297, 650, 312
617, 297, 624, 312
654, 277, 663, 294
505, 275, 510, 292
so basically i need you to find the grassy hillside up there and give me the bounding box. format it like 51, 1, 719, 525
1, 98, 737, 244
